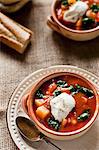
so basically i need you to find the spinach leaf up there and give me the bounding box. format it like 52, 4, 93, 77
69, 85, 77, 93
82, 17, 95, 30
57, 80, 68, 87
90, 4, 99, 13
80, 87, 94, 98
76, 84, 94, 98
47, 117, 60, 131
53, 90, 62, 97
77, 109, 90, 121
64, 85, 78, 95
61, 0, 68, 6
36, 89, 43, 98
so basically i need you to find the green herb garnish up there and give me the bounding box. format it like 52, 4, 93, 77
82, 17, 95, 29
61, 0, 68, 6
47, 117, 60, 131
53, 90, 62, 97
77, 109, 90, 121
36, 89, 43, 98
90, 4, 99, 13
76, 84, 94, 98
57, 80, 67, 87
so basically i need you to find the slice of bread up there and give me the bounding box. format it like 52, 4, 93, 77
0, 0, 20, 5
0, 0, 30, 13
0, 12, 33, 53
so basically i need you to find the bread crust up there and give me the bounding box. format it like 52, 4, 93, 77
0, 12, 33, 53
0, 0, 30, 13
0, 0, 20, 5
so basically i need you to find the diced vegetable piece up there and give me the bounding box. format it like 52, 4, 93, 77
48, 82, 57, 93
67, 118, 71, 124
36, 89, 43, 98
77, 109, 90, 121
76, 18, 82, 30
68, 0, 76, 5
35, 99, 45, 107
61, 118, 68, 127
86, 10, 96, 19
47, 117, 60, 131
90, 4, 99, 13
36, 106, 50, 120
81, 96, 88, 103
96, 12, 99, 22
53, 90, 62, 97
71, 118, 77, 125
60, 87, 71, 94
57, 80, 68, 87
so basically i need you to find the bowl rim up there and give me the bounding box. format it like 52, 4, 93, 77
28, 72, 99, 136
51, 0, 99, 34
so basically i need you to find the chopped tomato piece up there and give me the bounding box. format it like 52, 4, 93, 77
48, 82, 57, 93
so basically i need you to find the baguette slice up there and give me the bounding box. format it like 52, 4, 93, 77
0, 12, 33, 53
0, 0, 20, 5
0, 0, 29, 13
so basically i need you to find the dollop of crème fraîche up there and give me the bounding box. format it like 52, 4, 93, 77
50, 93, 75, 122
63, 1, 88, 23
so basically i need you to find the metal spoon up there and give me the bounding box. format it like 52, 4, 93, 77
16, 116, 62, 150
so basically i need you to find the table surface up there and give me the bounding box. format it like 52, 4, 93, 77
0, 0, 99, 150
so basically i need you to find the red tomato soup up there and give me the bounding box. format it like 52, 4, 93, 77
56, 0, 99, 30
33, 75, 96, 132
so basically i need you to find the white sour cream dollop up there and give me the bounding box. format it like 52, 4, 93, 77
50, 93, 75, 122
63, 1, 88, 23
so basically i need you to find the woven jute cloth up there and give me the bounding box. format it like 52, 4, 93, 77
0, 0, 99, 150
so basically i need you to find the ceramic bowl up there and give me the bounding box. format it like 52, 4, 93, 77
47, 0, 99, 41
27, 72, 99, 140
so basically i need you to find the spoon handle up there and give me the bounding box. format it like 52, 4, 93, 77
43, 137, 62, 150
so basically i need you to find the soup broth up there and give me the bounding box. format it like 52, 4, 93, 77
33, 74, 96, 132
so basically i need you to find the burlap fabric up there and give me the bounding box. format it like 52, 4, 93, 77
0, 0, 99, 149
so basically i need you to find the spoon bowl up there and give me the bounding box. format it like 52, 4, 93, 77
16, 116, 41, 142
16, 116, 62, 150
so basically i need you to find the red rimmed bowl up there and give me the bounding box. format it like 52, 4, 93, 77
47, 0, 99, 41
27, 72, 99, 140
